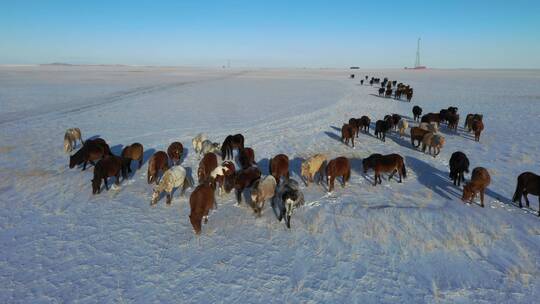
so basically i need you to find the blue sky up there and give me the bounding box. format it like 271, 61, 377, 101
1, 0, 539, 68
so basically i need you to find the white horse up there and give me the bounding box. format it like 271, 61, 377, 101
200, 140, 221, 156
271, 178, 305, 228
397, 120, 409, 138
419, 122, 438, 133
151, 165, 193, 206
251, 175, 277, 216
63, 128, 83, 153
192, 133, 208, 155
210, 165, 230, 196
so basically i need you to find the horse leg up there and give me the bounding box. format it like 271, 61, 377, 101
329, 176, 335, 192
235, 189, 242, 204
388, 169, 396, 180
352, 137, 354, 148
115, 173, 120, 186
524, 192, 530, 208
104, 177, 109, 190
537, 196, 540, 216
166, 193, 172, 205
480, 190, 485, 208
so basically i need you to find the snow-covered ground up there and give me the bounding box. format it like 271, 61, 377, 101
1, 66, 539, 303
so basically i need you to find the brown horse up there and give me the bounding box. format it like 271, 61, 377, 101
121, 142, 144, 173
222, 161, 237, 194
198, 152, 218, 183
472, 120, 484, 142
69, 138, 111, 171
465, 114, 483, 132
147, 151, 169, 184
167, 141, 184, 165
362, 153, 406, 186
189, 182, 216, 234
326, 157, 351, 192
421, 113, 441, 126
269, 154, 290, 184
92, 155, 128, 194
230, 167, 261, 204
512, 172, 540, 216
341, 123, 355, 147
447, 113, 459, 132
462, 167, 490, 207
221, 134, 245, 160
348, 118, 361, 137
359, 116, 371, 133
238, 147, 256, 169
410, 127, 431, 148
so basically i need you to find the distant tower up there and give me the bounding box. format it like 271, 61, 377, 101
415, 38, 421, 68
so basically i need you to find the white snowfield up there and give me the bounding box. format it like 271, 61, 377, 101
1, 66, 539, 303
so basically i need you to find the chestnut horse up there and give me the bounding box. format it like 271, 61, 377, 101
167, 141, 184, 165
229, 167, 261, 204
326, 157, 351, 192
189, 182, 216, 234
341, 123, 355, 147
410, 127, 431, 148
121, 142, 144, 173
92, 155, 128, 194
348, 118, 361, 137
472, 120, 484, 142
462, 167, 490, 207
362, 153, 406, 186
69, 138, 111, 171
238, 147, 256, 169
512, 172, 540, 216
269, 154, 290, 184
221, 134, 245, 160
198, 152, 218, 183
421, 113, 441, 126
147, 151, 169, 184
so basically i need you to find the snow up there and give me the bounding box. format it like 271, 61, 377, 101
1, 65, 539, 303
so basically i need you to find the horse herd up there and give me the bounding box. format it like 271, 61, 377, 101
62, 85, 540, 234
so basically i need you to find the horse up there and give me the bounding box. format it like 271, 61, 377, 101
362, 153, 406, 186
447, 113, 459, 132
326, 157, 351, 192
230, 167, 261, 204
301, 154, 327, 186
189, 182, 216, 234
397, 119, 409, 138
222, 161, 237, 194
221, 134, 245, 160
406, 90, 413, 102
378, 87, 385, 96
192, 133, 207, 155
410, 127, 431, 148
472, 120, 484, 142
421, 113, 441, 126
271, 178, 305, 228
374, 119, 391, 142
348, 118, 361, 137
462, 167, 490, 207
449, 151, 470, 186
69, 138, 111, 171
512, 172, 540, 216
210, 165, 230, 196
91, 155, 128, 194
419, 122, 439, 133
238, 147, 256, 169
465, 114, 483, 132
200, 140, 221, 156
360, 79, 364, 85
391, 114, 402, 130
151, 165, 192, 206
250, 175, 277, 216
421, 133, 445, 157
121, 143, 144, 173
167, 142, 184, 165
439, 109, 450, 125
360, 115, 371, 134
412, 106, 423, 122
63, 128, 83, 153
385, 88, 392, 98
341, 123, 355, 147
269, 154, 290, 184
197, 152, 218, 183
147, 151, 169, 184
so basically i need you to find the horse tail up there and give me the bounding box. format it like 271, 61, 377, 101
344, 168, 351, 183
401, 161, 407, 178
512, 177, 522, 203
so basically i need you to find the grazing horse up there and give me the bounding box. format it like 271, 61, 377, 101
121, 143, 144, 173
363, 153, 406, 186
151, 165, 192, 206
271, 178, 305, 228
189, 182, 216, 234
69, 138, 111, 170
147, 151, 169, 184
465, 114, 483, 132
378, 87, 385, 96
421, 133, 445, 157
238, 147, 256, 169
412, 106, 423, 122
421, 113, 441, 126
222, 161, 237, 194
360, 79, 364, 85
385, 88, 392, 98
512, 172, 540, 216
449, 151, 470, 186
230, 167, 261, 204
359, 116, 371, 133
410, 127, 431, 148
210, 165, 230, 196
447, 113, 459, 132
192, 133, 207, 155
348, 118, 361, 137
341, 123, 355, 147
301, 154, 327, 186
250, 175, 277, 216
439, 109, 450, 125
269, 154, 290, 184
92, 155, 128, 194
167, 142, 184, 165
419, 122, 439, 133
221, 134, 245, 160
406, 90, 413, 102
462, 167, 491, 207
397, 119, 408, 138
391, 114, 401, 130
200, 140, 221, 156
198, 152, 218, 183
374, 119, 391, 142
326, 157, 351, 192
63, 128, 83, 153
472, 120, 484, 142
